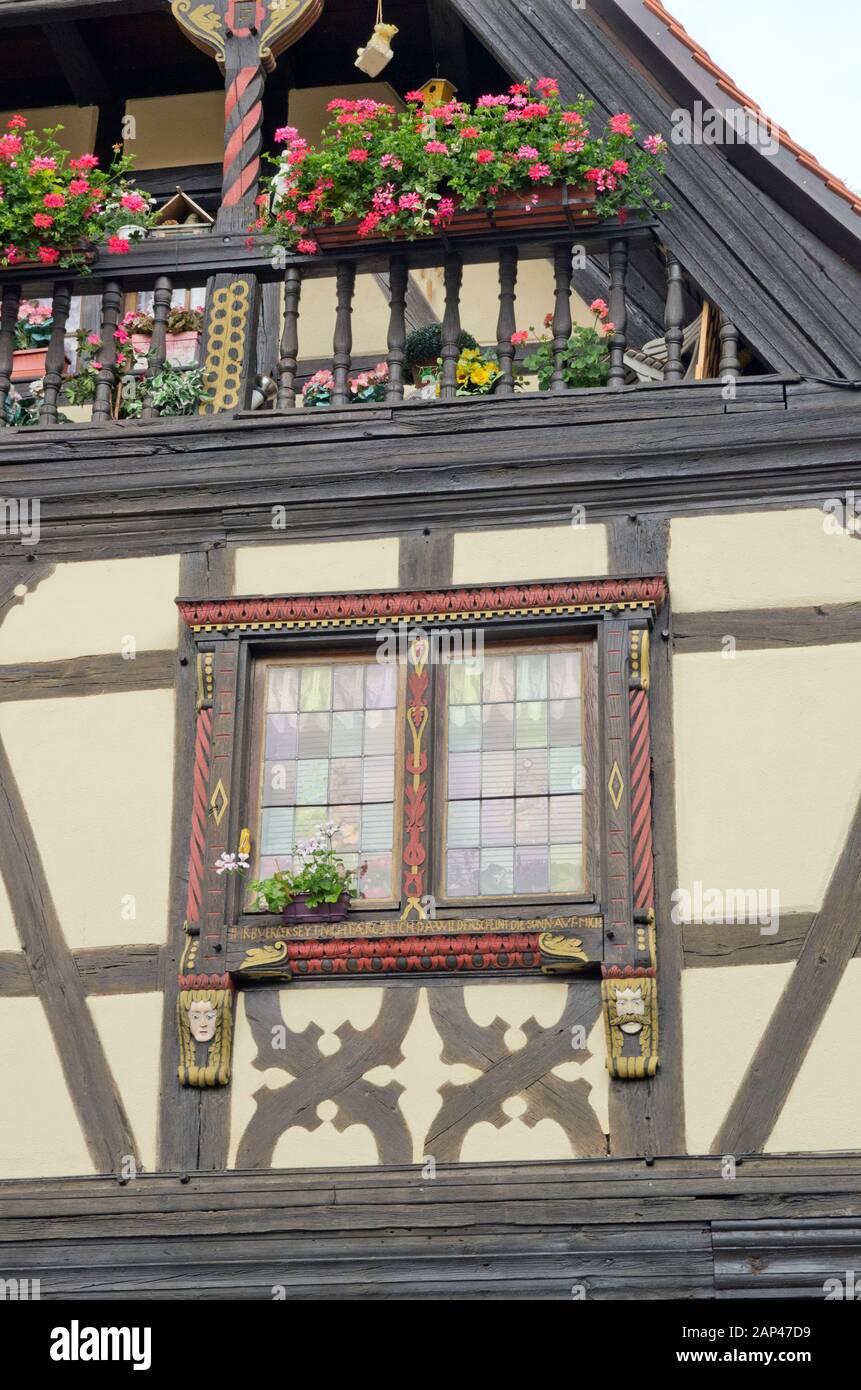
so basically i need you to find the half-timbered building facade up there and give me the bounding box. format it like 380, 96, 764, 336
0, 0, 860, 1300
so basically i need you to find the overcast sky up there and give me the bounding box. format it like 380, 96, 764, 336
667, 0, 860, 192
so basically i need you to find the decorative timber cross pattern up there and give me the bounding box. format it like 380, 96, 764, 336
171, 0, 325, 229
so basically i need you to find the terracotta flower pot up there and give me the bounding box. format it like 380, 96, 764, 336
11, 347, 69, 380
313, 183, 597, 251
131, 330, 200, 367
281, 891, 351, 925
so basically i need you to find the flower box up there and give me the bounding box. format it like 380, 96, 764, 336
130, 330, 201, 367
313, 183, 598, 251
11, 347, 69, 380
281, 891, 352, 925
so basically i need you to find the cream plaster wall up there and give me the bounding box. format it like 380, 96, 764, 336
669, 509, 861, 611
0, 106, 97, 153
233, 537, 400, 596
674, 645, 861, 914
88, 994, 163, 1173
0, 998, 94, 1178
0, 555, 181, 663
683, 963, 794, 1155
0, 690, 175, 950
126, 92, 224, 169
766, 959, 861, 1153
452, 524, 608, 584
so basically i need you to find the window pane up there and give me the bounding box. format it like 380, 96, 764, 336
267, 668, 299, 712
444, 646, 586, 899
449, 704, 481, 751
257, 658, 401, 902
449, 660, 482, 705
265, 712, 297, 760
300, 665, 332, 712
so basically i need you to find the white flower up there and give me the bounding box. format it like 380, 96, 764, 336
214, 851, 248, 875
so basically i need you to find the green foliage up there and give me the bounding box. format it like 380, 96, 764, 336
0, 117, 154, 270
14, 301, 53, 350
63, 332, 211, 420
524, 325, 611, 390
251, 826, 359, 912
404, 324, 478, 367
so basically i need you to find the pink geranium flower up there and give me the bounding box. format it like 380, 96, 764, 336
69, 179, 90, 196
106, 235, 130, 254
297, 238, 319, 255
274, 125, 299, 144
29, 157, 56, 173
528, 162, 551, 181
590, 299, 609, 318
398, 192, 422, 211
43, 192, 65, 209
7, 116, 26, 129
643, 134, 667, 155
611, 159, 629, 175
37, 246, 60, 265
32, 213, 53, 229
69, 154, 99, 169
610, 113, 634, 136
120, 192, 148, 212
347, 147, 369, 162
476, 149, 495, 164
424, 141, 449, 155
0, 135, 23, 159
510, 331, 529, 345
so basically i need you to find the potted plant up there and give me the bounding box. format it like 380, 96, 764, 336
300, 362, 389, 406
124, 306, 204, 367
418, 344, 507, 397
405, 324, 478, 385
522, 299, 614, 390
12, 300, 68, 380
254, 82, 668, 257
241, 824, 362, 924
0, 117, 154, 271
65, 329, 211, 420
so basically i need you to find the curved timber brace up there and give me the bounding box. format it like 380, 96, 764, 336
599, 621, 659, 1079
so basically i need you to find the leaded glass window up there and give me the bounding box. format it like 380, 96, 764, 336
255, 656, 401, 903
443, 646, 586, 900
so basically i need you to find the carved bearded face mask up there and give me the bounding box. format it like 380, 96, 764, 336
188, 999, 218, 1042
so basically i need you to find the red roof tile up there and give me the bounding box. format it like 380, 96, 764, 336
643, 0, 861, 217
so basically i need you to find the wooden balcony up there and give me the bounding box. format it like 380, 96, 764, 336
0, 212, 749, 434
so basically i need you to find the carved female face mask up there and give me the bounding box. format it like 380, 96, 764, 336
188, 999, 218, 1042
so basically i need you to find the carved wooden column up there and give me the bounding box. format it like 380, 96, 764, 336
663, 250, 685, 384
386, 254, 409, 404
440, 251, 463, 401
171, 0, 325, 411
551, 241, 572, 393
607, 236, 629, 390
277, 265, 302, 408
495, 244, 518, 396
40, 284, 72, 426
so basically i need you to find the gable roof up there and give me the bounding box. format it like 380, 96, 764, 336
452, 0, 861, 379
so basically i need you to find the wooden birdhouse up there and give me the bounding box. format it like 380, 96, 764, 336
152, 187, 214, 235
420, 77, 458, 105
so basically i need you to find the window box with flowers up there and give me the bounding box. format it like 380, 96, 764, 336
0, 116, 154, 272
11, 299, 69, 380
254, 80, 667, 257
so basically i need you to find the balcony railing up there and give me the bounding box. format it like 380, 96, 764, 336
0, 217, 742, 429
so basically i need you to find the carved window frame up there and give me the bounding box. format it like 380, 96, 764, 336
176, 577, 665, 1085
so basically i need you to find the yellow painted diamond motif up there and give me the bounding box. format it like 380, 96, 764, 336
210, 779, 229, 826
608, 761, 624, 811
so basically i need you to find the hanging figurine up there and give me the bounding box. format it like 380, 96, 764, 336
355, 1, 398, 76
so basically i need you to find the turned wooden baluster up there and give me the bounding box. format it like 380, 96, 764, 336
719, 312, 740, 380
142, 275, 172, 421
331, 260, 356, 407
607, 237, 629, 391
40, 284, 72, 426
551, 242, 572, 393
0, 283, 21, 424
277, 266, 302, 409
386, 254, 408, 404
440, 251, 463, 402
92, 280, 123, 423
663, 250, 685, 384
495, 244, 519, 397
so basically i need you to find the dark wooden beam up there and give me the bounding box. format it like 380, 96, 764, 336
0, 0, 165, 24
93, 97, 127, 170
683, 915, 815, 969
426, 0, 471, 97
1, 946, 161, 997
714, 790, 861, 1155
674, 603, 861, 653
0, 734, 139, 1172
0, 650, 176, 701
43, 19, 112, 106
